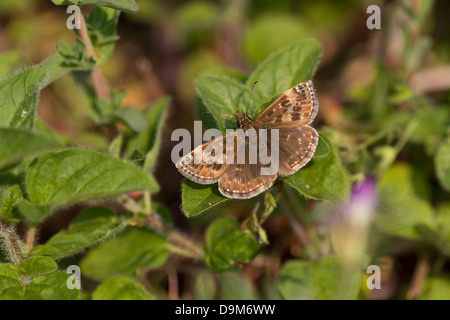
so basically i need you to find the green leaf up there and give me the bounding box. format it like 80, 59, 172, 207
0, 66, 47, 129
0, 185, 23, 222
110, 107, 147, 132
123, 97, 170, 170
0, 128, 58, 171
18, 256, 58, 278
25, 148, 159, 220
80, 0, 138, 13
92, 277, 156, 300
108, 133, 123, 157
51, 0, 138, 13
193, 270, 216, 300
0, 50, 21, 79
284, 132, 350, 202
375, 164, 435, 239
410, 106, 449, 155
219, 272, 259, 300
243, 13, 310, 65
143, 97, 170, 173
181, 179, 229, 218
30, 207, 125, 260
0, 257, 80, 300
435, 136, 450, 191
205, 217, 260, 272
0, 269, 80, 300
278, 256, 357, 300
194, 75, 249, 132
85, 6, 120, 64
80, 227, 169, 281
39, 53, 76, 87
421, 275, 450, 300
247, 38, 322, 115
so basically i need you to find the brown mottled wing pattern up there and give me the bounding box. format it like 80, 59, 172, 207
218, 164, 277, 199
176, 80, 319, 199
254, 80, 318, 128
253, 80, 319, 176
276, 126, 318, 176
176, 135, 228, 184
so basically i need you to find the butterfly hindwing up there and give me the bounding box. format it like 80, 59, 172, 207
277, 125, 319, 176
218, 163, 277, 199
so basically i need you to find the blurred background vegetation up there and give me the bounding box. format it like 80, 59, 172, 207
1, 0, 450, 299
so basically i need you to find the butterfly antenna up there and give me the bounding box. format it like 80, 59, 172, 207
246, 81, 258, 116
202, 111, 234, 120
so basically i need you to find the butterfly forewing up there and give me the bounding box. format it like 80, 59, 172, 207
176, 135, 229, 184
254, 80, 318, 128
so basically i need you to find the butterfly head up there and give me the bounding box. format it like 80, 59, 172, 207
235, 110, 252, 130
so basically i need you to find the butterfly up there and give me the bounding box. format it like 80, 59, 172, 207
176, 80, 319, 199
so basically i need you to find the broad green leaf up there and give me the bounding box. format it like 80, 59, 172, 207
421, 275, 450, 300
92, 277, 156, 300
278, 256, 359, 300
194, 75, 249, 132
81, 0, 138, 13
25, 148, 159, 217
0, 128, 58, 170
0, 66, 47, 129
39, 53, 71, 87
435, 136, 450, 191
181, 179, 229, 218
247, 38, 322, 115
0, 51, 21, 79
51, 0, 139, 13
375, 164, 435, 239
18, 256, 58, 278
30, 207, 125, 260
0, 258, 79, 300
80, 227, 169, 281
0, 185, 23, 222
205, 217, 260, 272
284, 133, 350, 202
0, 269, 80, 300
219, 272, 259, 300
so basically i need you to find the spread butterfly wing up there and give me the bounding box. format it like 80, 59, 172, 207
218, 163, 277, 199
176, 134, 230, 184
277, 126, 319, 176
254, 80, 318, 128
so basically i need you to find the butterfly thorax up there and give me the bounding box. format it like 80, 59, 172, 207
235, 110, 253, 131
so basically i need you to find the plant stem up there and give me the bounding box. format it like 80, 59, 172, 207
0, 221, 25, 264
25, 226, 36, 253
279, 187, 312, 254
121, 196, 204, 259
407, 255, 430, 299
147, 214, 204, 259
78, 12, 109, 101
